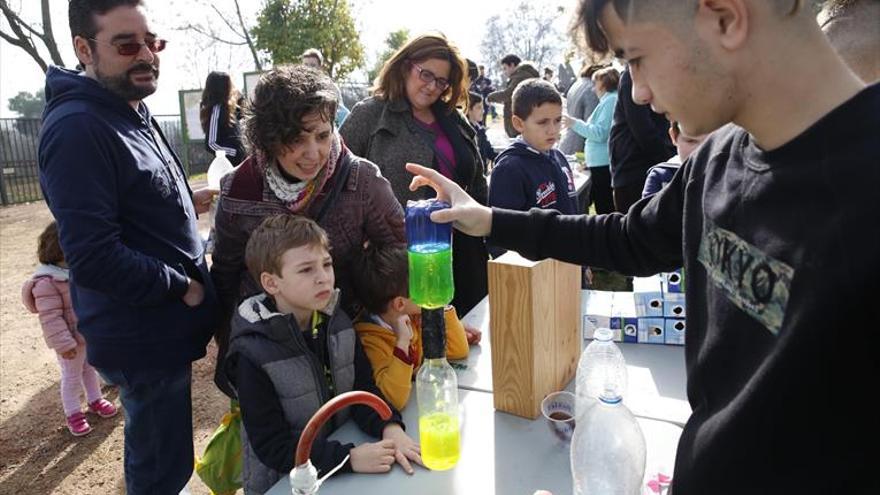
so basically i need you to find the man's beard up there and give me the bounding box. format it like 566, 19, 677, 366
95, 62, 160, 101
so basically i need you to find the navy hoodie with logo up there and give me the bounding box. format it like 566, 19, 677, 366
38, 67, 218, 372
488, 138, 578, 215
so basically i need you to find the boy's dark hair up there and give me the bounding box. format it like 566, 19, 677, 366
69, 0, 142, 41
244, 214, 331, 284
571, 0, 804, 56
352, 245, 408, 315
512, 78, 562, 119
500, 54, 521, 67
244, 65, 338, 159
37, 221, 65, 265
467, 91, 483, 110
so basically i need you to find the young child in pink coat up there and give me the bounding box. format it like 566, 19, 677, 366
21, 221, 117, 436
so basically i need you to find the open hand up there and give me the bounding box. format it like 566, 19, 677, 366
382, 423, 423, 474
349, 439, 397, 473
406, 163, 492, 237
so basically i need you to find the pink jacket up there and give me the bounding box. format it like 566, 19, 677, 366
21, 264, 83, 353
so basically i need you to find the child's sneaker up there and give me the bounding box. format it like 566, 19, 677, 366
88, 398, 118, 418
66, 412, 92, 436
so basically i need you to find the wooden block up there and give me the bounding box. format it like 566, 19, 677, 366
488, 251, 581, 419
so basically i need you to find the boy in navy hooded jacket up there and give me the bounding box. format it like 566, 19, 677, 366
489, 78, 577, 215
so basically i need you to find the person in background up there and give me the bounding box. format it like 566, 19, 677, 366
39, 1, 219, 491
224, 215, 420, 493
351, 244, 478, 411
340, 33, 489, 317
543, 66, 555, 83
558, 63, 603, 155
200, 71, 246, 165
818, 0, 880, 83
405, 0, 878, 490
563, 66, 620, 214
489, 79, 577, 215
608, 68, 675, 213
466, 91, 497, 169
301, 48, 351, 127
642, 121, 708, 198
471, 64, 495, 124
211, 66, 405, 397
487, 53, 540, 138
21, 221, 118, 437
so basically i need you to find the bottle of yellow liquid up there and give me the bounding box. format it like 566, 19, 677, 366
416, 308, 461, 470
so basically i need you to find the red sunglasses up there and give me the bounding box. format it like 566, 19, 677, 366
89, 38, 167, 56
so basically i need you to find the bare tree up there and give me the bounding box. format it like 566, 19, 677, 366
174, 0, 263, 71
0, 0, 67, 72
479, 1, 569, 82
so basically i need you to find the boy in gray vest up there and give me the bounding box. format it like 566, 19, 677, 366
225, 214, 421, 493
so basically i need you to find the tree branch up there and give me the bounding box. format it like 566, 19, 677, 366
176, 23, 247, 45
211, 4, 242, 35
233, 0, 262, 70
40, 0, 65, 66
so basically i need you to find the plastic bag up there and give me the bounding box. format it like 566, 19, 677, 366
195, 400, 242, 495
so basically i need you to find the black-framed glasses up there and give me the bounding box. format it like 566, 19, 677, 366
88, 38, 167, 56
412, 62, 451, 91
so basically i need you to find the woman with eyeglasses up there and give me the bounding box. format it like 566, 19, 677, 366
340, 33, 489, 316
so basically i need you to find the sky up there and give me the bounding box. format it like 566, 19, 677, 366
0, 0, 576, 117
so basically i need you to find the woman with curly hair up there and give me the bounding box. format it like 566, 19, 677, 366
210, 66, 405, 396
199, 71, 246, 164
340, 33, 489, 315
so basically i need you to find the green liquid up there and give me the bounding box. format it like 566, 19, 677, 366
408, 244, 454, 309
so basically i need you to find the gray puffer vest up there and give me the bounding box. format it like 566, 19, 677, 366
226, 292, 356, 494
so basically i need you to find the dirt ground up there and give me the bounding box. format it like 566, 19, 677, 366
0, 200, 230, 494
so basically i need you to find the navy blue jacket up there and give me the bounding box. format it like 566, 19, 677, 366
488, 139, 578, 215
38, 67, 218, 372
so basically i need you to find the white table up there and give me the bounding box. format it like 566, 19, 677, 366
267, 389, 682, 495
268, 294, 690, 494
457, 295, 691, 426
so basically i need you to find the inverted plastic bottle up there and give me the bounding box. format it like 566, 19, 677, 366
405, 199, 454, 309
207, 149, 234, 190
575, 327, 628, 421
570, 385, 646, 495
415, 308, 461, 471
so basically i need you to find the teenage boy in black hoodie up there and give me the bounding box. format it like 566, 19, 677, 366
406, 0, 879, 492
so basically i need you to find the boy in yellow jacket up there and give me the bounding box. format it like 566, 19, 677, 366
352, 245, 480, 410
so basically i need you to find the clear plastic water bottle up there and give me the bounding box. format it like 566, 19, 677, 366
575, 327, 627, 421
207, 150, 234, 190
570, 387, 646, 495
415, 308, 460, 471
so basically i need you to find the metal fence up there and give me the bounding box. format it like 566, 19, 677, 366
0, 116, 211, 206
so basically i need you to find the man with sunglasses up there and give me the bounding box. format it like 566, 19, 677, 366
37, 1, 218, 492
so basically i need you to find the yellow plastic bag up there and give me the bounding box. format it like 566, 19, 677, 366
196, 400, 242, 495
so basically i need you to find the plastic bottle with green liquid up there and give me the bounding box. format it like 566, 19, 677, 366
415, 308, 461, 471
406, 199, 454, 309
